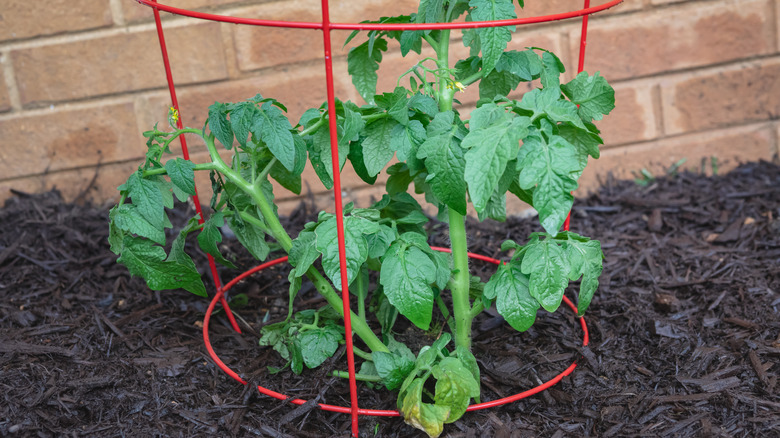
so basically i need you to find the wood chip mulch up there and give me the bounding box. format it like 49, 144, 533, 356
1, 160, 778, 437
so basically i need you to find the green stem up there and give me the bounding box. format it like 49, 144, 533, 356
448, 209, 472, 350
142, 162, 216, 177
204, 134, 389, 354
434, 30, 472, 351
305, 267, 389, 353
332, 370, 382, 383
469, 299, 484, 320
356, 267, 368, 323
299, 117, 324, 137
351, 346, 373, 361
423, 34, 440, 57
254, 157, 277, 187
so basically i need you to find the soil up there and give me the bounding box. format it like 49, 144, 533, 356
1, 161, 779, 438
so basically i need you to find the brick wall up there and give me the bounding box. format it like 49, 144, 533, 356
0, 0, 777, 215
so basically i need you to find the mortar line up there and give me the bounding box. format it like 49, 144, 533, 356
0, 119, 772, 186
1, 51, 22, 111
108, 0, 127, 27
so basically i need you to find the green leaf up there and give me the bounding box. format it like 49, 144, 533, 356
362, 117, 399, 176
311, 101, 364, 183
517, 87, 586, 129
432, 357, 480, 423
557, 123, 602, 180
454, 56, 481, 82
111, 204, 166, 245
197, 211, 237, 269
229, 214, 269, 261
416, 0, 446, 27
152, 177, 174, 214
166, 218, 207, 297
408, 93, 439, 118
560, 232, 603, 315
259, 321, 290, 359
484, 261, 538, 330
375, 290, 399, 335
561, 71, 615, 122
251, 102, 296, 171
391, 120, 427, 172
521, 238, 568, 312
348, 138, 378, 185
516, 126, 580, 235
299, 325, 342, 369
454, 346, 480, 395
376, 87, 410, 125
270, 156, 303, 194
290, 338, 304, 374
400, 29, 424, 56
399, 378, 451, 438
380, 241, 437, 330
315, 216, 370, 290
540, 50, 565, 91
373, 351, 416, 390
478, 69, 521, 104
508, 179, 534, 205
108, 208, 125, 255
208, 101, 234, 149
462, 105, 530, 212
126, 172, 165, 229
417, 111, 468, 215
365, 224, 396, 259
468, 0, 517, 75
347, 38, 388, 104
229, 101, 260, 148
289, 230, 320, 277
495, 50, 542, 81
164, 158, 196, 196
306, 138, 334, 189
427, 250, 451, 290
118, 235, 205, 295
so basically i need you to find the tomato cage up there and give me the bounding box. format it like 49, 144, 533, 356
138, 0, 623, 435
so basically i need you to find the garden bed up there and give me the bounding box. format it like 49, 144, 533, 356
1, 160, 778, 437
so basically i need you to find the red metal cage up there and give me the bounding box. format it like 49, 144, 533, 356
138, 0, 624, 435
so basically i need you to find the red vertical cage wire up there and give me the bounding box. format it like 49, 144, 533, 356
139, 0, 623, 436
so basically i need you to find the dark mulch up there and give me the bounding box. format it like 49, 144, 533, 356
1, 161, 779, 437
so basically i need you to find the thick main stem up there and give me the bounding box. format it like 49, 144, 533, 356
435, 30, 472, 351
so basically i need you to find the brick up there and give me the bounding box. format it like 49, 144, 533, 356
0, 103, 143, 180
12, 23, 228, 106
576, 125, 774, 195
576, 0, 774, 81
141, 62, 353, 130
233, 0, 420, 72
661, 59, 780, 135
0, 0, 113, 42
123, 0, 245, 23
597, 83, 657, 145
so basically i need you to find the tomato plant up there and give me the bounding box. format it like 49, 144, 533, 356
109, 0, 614, 435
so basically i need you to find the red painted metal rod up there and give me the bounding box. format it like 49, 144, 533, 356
135, 0, 622, 31
149, 0, 241, 333
203, 254, 589, 418
318, 0, 362, 434
563, 0, 593, 233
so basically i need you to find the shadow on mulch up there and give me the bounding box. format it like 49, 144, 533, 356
1, 161, 778, 437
